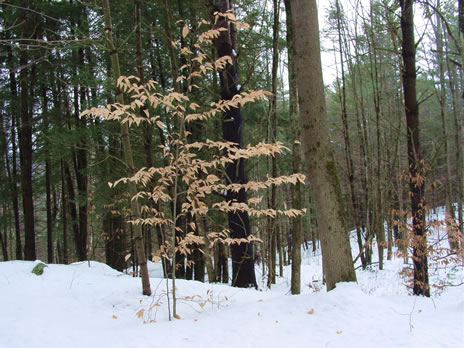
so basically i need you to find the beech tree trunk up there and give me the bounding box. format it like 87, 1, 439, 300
289, 0, 356, 291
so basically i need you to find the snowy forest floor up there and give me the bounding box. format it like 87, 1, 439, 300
1, 208, 463, 348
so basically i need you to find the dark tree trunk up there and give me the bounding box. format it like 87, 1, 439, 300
104, 212, 126, 271
69, 6, 89, 262
18, 2, 36, 260
0, 117, 9, 260
60, 160, 69, 264
6, 44, 23, 260
400, 0, 430, 297
215, 243, 229, 283
64, 161, 83, 260
213, 0, 257, 289
0, 215, 8, 261
193, 247, 205, 282
42, 85, 54, 263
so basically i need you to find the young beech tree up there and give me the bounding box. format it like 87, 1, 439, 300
83, 18, 305, 317
287, 0, 356, 291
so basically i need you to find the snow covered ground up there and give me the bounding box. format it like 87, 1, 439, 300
1, 212, 463, 348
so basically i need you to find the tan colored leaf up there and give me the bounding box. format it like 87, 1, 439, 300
182, 24, 189, 38
136, 309, 145, 319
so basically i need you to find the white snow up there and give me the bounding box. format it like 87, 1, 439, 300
1, 211, 463, 348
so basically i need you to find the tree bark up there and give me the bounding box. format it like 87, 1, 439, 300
267, 0, 280, 288
400, 0, 430, 297
213, 0, 257, 288
284, 0, 303, 295
60, 159, 69, 264
102, 0, 151, 296
433, 9, 457, 249
6, 44, 23, 260
18, 1, 36, 260
289, 0, 356, 291
42, 85, 54, 263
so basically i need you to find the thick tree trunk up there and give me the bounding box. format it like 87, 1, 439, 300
213, 0, 257, 289
289, 0, 356, 291
400, 0, 430, 297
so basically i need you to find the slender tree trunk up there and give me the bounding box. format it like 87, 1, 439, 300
335, 0, 366, 269
213, 0, 257, 289
0, 207, 8, 260
42, 85, 54, 263
284, 0, 303, 295
458, 0, 464, 234
6, 44, 23, 260
0, 119, 9, 260
433, 10, 457, 248
64, 161, 81, 260
345, 18, 370, 266
135, 0, 156, 260
196, 217, 215, 282
68, 8, 89, 262
60, 159, 69, 264
162, 0, 180, 92
289, 0, 356, 290
18, 1, 36, 260
400, 0, 430, 297
267, 0, 280, 288
102, 0, 151, 296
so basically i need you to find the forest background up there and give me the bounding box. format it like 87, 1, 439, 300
0, 0, 462, 297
